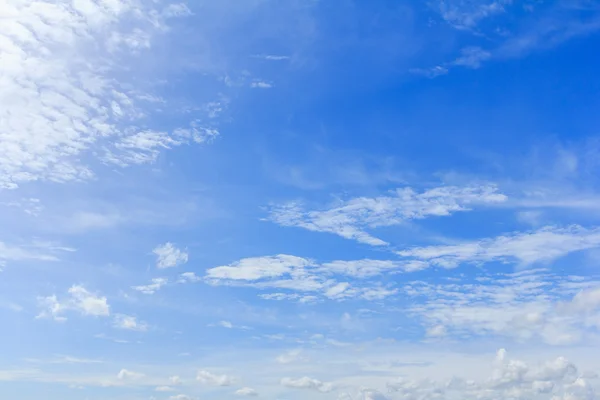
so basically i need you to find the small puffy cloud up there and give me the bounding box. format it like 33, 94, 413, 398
37, 285, 109, 321
281, 377, 333, 392
196, 370, 233, 386
170, 376, 183, 385
235, 387, 258, 396
117, 369, 144, 380
132, 278, 168, 294
156, 386, 175, 392
218, 320, 233, 328
276, 349, 304, 364
153, 242, 188, 269
113, 314, 148, 331
178, 272, 202, 283
169, 395, 194, 400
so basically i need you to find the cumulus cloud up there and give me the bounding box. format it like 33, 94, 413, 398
112, 314, 148, 331
117, 369, 144, 380
281, 376, 333, 392
153, 242, 188, 269
37, 285, 110, 321
398, 225, 600, 269
267, 185, 506, 246
132, 278, 168, 294
0, 0, 204, 189
196, 370, 233, 386
383, 349, 595, 400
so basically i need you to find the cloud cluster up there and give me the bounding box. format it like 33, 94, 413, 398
37, 285, 110, 321
267, 185, 506, 246
0, 0, 210, 189
280, 376, 333, 392
205, 255, 400, 302
404, 269, 600, 345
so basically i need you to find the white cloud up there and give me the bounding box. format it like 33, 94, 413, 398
153, 242, 188, 269
432, 0, 512, 30
155, 385, 175, 392
112, 314, 148, 331
117, 369, 144, 380
281, 376, 333, 392
206, 255, 313, 281
132, 278, 168, 294
276, 349, 304, 364
250, 81, 273, 88
169, 395, 194, 400
37, 285, 110, 321
383, 349, 596, 400
267, 185, 506, 246
0, 0, 199, 189
178, 272, 201, 283
451, 46, 491, 69
398, 225, 600, 269
235, 387, 258, 396
404, 269, 600, 345
196, 370, 233, 386
218, 320, 233, 328
0, 240, 71, 267
319, 259, 425, 277
205, 255, 404, 301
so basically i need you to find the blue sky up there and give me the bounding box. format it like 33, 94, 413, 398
2, 0, 600, 399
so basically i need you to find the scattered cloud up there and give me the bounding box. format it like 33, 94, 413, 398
196, 370, 233, 386
404, 269, 600, 345
267, 185, 506, 246
37, 285, 110, 321
280, 376, 333, 392
432, 0, 513, 30
398, 225, 600, 269
235, 387, 258, 396
0, 0, 197, 189
177, 272, 202, 283
250, 81, 273, 88
383, 349, 596, 400
117, 369, 144, 380
132, 278, 168, 294
153, 243, 188, 269
112, 314, 148, 331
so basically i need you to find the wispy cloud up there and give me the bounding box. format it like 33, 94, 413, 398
267, 185, 506, 246
404, 269, 600, 345
132, 278, 168, 294
398, 225, 600, 268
